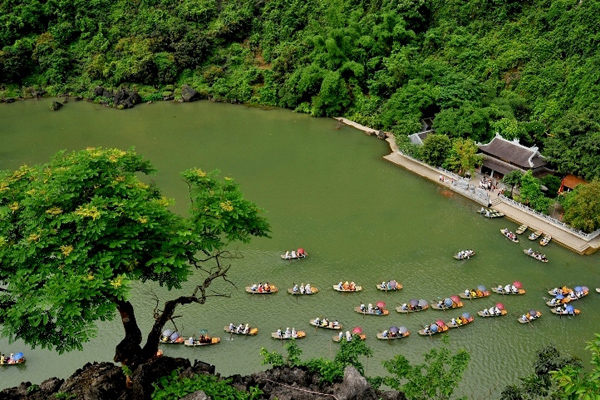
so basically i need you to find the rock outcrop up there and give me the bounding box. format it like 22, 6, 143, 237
181, 84, 202, 102
0, 359, 400, 400
50, 101, 63, 111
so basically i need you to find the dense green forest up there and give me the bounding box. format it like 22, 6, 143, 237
1, 0, 599, 180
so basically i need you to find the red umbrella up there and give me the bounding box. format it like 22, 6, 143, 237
513, 281, 522, 289
376, 301, 386, 308
436, 320, 446, 327
297, 248, 305, 255
352, 326, 363, 334
450, 295, 460, 304
495, 302, 505, 310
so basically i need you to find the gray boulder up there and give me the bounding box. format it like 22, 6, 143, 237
181, 84, 201, 102
181, 391, 211, 400
50, 101, 63, 111
334, 366, 378, 400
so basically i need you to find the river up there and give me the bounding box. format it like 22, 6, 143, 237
0, 99, 599, 397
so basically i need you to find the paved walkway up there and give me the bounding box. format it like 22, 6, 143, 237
335, 118, 600, 255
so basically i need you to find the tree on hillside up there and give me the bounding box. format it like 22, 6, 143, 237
550, 334, 600, 399
500, 346, 582, 400
501, 170, 524, 198
420, 134, 451, 167
382, 336, 469, 400
0, 148, 270, 369
519, 171, 551, 213
443, 138, 483, 177
562, 180, 600, 233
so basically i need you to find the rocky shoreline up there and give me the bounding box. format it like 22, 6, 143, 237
0, 357, 403, 400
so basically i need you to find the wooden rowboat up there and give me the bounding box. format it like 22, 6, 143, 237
447, 317, 474, 328
500, 228, 519, 243
396, 304, 429, 313
0, 359, 26, 366
271, 331, 306, 340
281, 252, 307, 260
477, 309, 507, 317
245, 285, 278, 294
354, 306, 389, 316
550, 308, 581, 316
540, 234, 552, 246
523, 249, 548, 263
517, 311, 541, 324
459, 291, 490, 299
309, 319, 342, 330
376, 332, 410, 340
528, 230, 543, 240
515, 224, 528, 234
333, 334, 366, 342
184, 337, 221, 346
478, 207, 504, 218
224, 326, 258, 336
287, 287, 318, 295
454, 250, 475, 260
418, 325, 449, 336
332, 285, 362, 292
376, 282, 403, 291
492, 287, 526, 295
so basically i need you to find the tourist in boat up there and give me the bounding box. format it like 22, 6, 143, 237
291, 328, 297, 338
382, 330, 388, 338
284, 327, 291, 338
332, 320, 339, 328
322, 318, 330, 327
293, 284, 299, 293
521, 314, 528, 322
228, 322, 235, 332
277, 329, 282, 338
367, 303, 373, 313
401, 303, 408, 311
338, 331, 344, 341
338, 281, 343, 290
510, 284, 518, 293
314, 317, 321, 326
381, 281, 387, 289
350, 282, 356, 290
360, 303, 366, 312
299, 284, 305, 294
251, 283, 258, 292
284, 251, 290, 259
237, 323, 244, 333
345, 331, 352, 341
244, 324, 250, 334
305, 283, 312, 293
504, 284, 511, 293
482, 308, 489, 316
291, 250, 297, 258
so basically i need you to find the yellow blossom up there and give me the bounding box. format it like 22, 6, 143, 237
0, 182, 9, 192
74, 205, 101, 220
220, 200, 233, 212
28, 233, 41, 242
138, 216, 148, 224
115, 175, 125, 182
26, 188, 36, 196
9, 202, 19, 211
110, 276, 124, 288
60, 245, 74, 256
191, 168, 206, 177
87, 274, 94, 281
46, 206, 63, 215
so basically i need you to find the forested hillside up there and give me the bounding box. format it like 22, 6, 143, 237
1, 0, 599, 179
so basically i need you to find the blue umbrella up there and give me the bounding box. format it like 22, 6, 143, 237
430, 324, 438, 333
399, 326, 408, 334
462, 312, 471, 319
444, 298, 453, 307
13, 352, 24, 361
565, 305, 574, 313
389, 326, 399, 334
574, 286, 582, 292
169, 332, 180, 341
477, 285, 486, 292
555, 293, 564, 300
162, 329, 173, 337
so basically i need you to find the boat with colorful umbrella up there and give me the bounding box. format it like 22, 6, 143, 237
477, 303, 507, 317
418, 320, 449, 336
447, 312, 474, 328
376, 326, 410, 340
492, 281, 526, 295
550, 304, 581, 316
0, 352, 25, 365
281, 248, 308, 260
397, 299, 429, 313
431, 296, 463, 310
518, 309, 541, 324
355, 301, 389, 316
376, 280, 402, 291
459, 285, 490, 299
547, 286, 588, 300
160, 330, 185, 344
333, 327, 366, 342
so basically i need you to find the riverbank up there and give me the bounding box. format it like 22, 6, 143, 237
334, 118, 600, 255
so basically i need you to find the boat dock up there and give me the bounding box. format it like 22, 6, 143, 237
335, 117, 600, 255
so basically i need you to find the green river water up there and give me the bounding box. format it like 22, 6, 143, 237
0, 99, 599, 398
